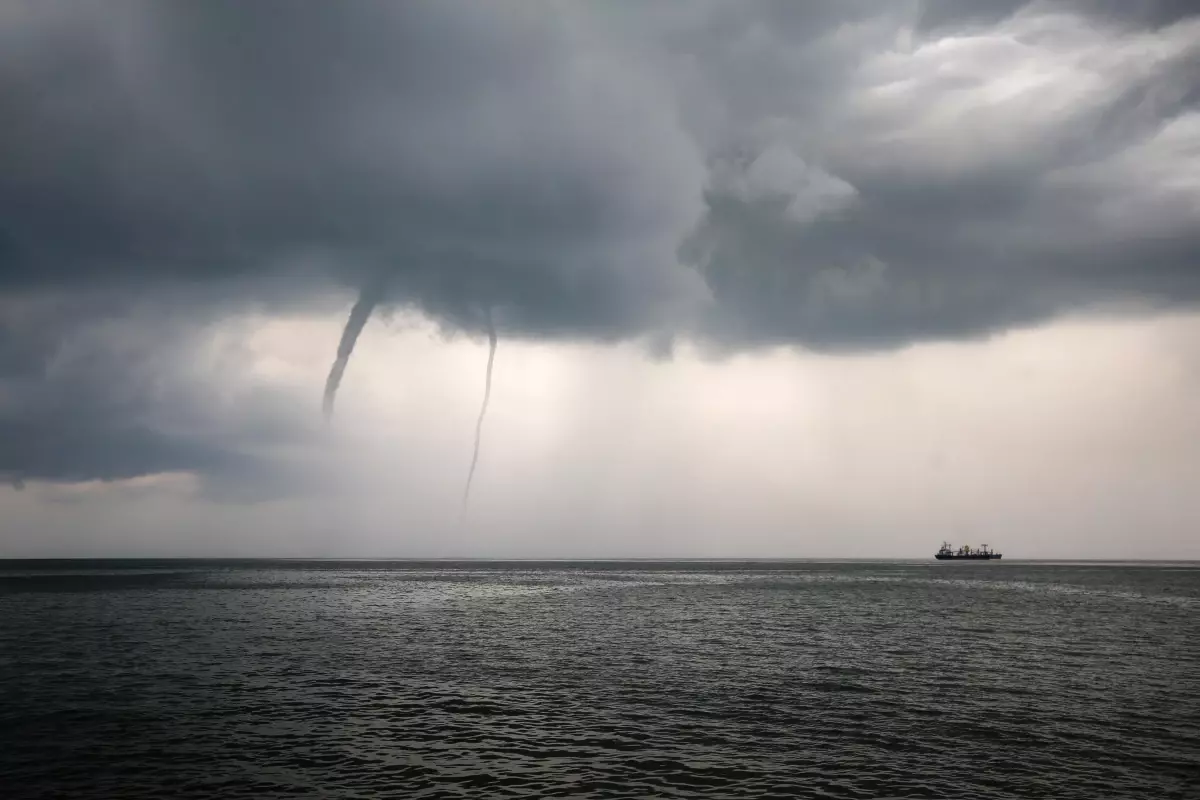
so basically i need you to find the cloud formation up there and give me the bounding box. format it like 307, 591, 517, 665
1, 0, 1198, 485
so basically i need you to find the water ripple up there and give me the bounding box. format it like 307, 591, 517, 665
1, 561, 1198, 799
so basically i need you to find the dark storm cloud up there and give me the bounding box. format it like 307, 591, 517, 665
915, 0, 1197, 32
0, 0, 707, 337
661, 0, 1200, 348
1, 0, 1198, 484
0, 291, 318, 492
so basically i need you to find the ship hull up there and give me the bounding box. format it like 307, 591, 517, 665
934, 553, 1001, 560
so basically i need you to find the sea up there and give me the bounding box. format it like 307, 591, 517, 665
1, 559, 1197, 799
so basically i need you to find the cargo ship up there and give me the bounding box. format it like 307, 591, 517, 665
935, 542, 1002, 560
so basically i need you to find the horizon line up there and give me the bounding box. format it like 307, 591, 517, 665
2, 556, 1198, 564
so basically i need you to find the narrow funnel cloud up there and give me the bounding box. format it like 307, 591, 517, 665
461, 310, 498, 512
322, 283, 384, 422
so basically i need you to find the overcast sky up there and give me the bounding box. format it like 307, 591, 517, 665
2, 0, 1198, 558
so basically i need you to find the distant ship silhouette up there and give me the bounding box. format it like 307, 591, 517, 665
935, 542, 1003, 560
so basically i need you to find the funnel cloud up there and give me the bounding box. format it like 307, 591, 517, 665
461, 310, 498, 515
323, 282, 384, 422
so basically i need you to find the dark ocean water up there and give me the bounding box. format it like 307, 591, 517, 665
1, 560, 1198, 799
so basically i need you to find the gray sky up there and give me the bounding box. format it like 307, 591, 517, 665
2, 1, 1198, 558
